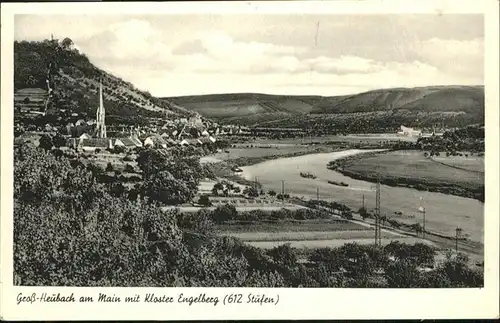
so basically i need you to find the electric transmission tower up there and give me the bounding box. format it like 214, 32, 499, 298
375, 177, 381, 247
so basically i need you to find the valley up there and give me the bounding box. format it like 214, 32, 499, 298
12, 36, 486, 289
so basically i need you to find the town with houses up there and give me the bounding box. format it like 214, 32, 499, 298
14, 84, 250, 151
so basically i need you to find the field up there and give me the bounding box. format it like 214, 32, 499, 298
218, 216, 432, 250
431, 154, 485, 173
223, 230, 393, 242
340, 150, 484, 190
205, 146, 323, 162
217, 219, 366, 233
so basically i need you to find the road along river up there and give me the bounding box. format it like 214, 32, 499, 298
239, 149, 484, 244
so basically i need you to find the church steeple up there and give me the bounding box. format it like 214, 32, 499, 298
96, 81, 107, 138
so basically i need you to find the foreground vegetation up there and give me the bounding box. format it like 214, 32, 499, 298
14, 143, 483, 287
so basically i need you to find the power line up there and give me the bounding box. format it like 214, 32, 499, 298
281, 180, 285, 205
375, 176, 381, 247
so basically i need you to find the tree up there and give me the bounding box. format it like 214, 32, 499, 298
268, 190, 277, 197
358, 207, 368, 220
267, 243, 298, 268
60, 37, 74, 50
211, 204, 237, 224
337, 243, 375, 281
385, 259, 421, 288
432, 252, 483, 287
136, 148, 202, 196
14, 145, 72, 203
380, 215, 387, 226
109, 182, 126, 197
243, 186, 259, 198
177, 209, 215, 237
410, 223, 423, 236
124, 164, 135, 173
198, 194, 212, 207
143, 170, 196, 205
105, 162, 114, 172
213, 182, 224, 193
113, 145, 126, 154
39, 134, 54, 151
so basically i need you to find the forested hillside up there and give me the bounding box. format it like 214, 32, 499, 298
164, 86, 484, 132
14, 38, 192, 123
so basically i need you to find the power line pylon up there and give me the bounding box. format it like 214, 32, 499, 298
375, 176, 381, 247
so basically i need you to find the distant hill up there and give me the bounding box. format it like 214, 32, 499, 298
167, 93, 329, 118
310, 86, 484, 115
162, 86, 484, 132
14, 38, 193, 124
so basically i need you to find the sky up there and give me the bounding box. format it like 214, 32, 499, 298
14, 14, 484, 97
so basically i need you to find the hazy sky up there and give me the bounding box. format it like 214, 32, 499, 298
14, 14, 483, 97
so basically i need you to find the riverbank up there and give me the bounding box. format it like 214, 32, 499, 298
238, 149, 484, 244
328, 150, 485, 201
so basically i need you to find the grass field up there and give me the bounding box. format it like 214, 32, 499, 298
205, 146, 328, 163
222, 229, 395, 242
342, 150, 484, 189
431, 154, 485, 173
217, 219, 367, 233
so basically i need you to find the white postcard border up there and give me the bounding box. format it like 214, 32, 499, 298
1, 1, 499, 320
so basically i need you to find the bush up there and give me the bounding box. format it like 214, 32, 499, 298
198, 194, 212, 207
358, 207, 368, 220
243, 186, 259, 198
113, 145, 126, 154
211, 204, 238, 224
142, 170, 196, 205
124, 164, 135, 173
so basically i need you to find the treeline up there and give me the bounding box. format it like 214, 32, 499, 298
252, 111, 481, 136
417, 125, 485, 153
303, 200, 354, 219
185, 204, 331, 225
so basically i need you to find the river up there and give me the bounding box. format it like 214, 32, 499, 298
239, 149, 484, 244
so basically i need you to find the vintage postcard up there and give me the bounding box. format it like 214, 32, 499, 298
1, 0, 499, 320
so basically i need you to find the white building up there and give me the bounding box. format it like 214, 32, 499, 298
397, 125, 422, 137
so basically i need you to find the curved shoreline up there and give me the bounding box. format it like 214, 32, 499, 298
237, 149, 483, 244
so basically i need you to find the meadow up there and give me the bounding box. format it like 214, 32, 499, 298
206, 145, 331, 163
340, 150, 484, 191
217, 218, 367, 233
